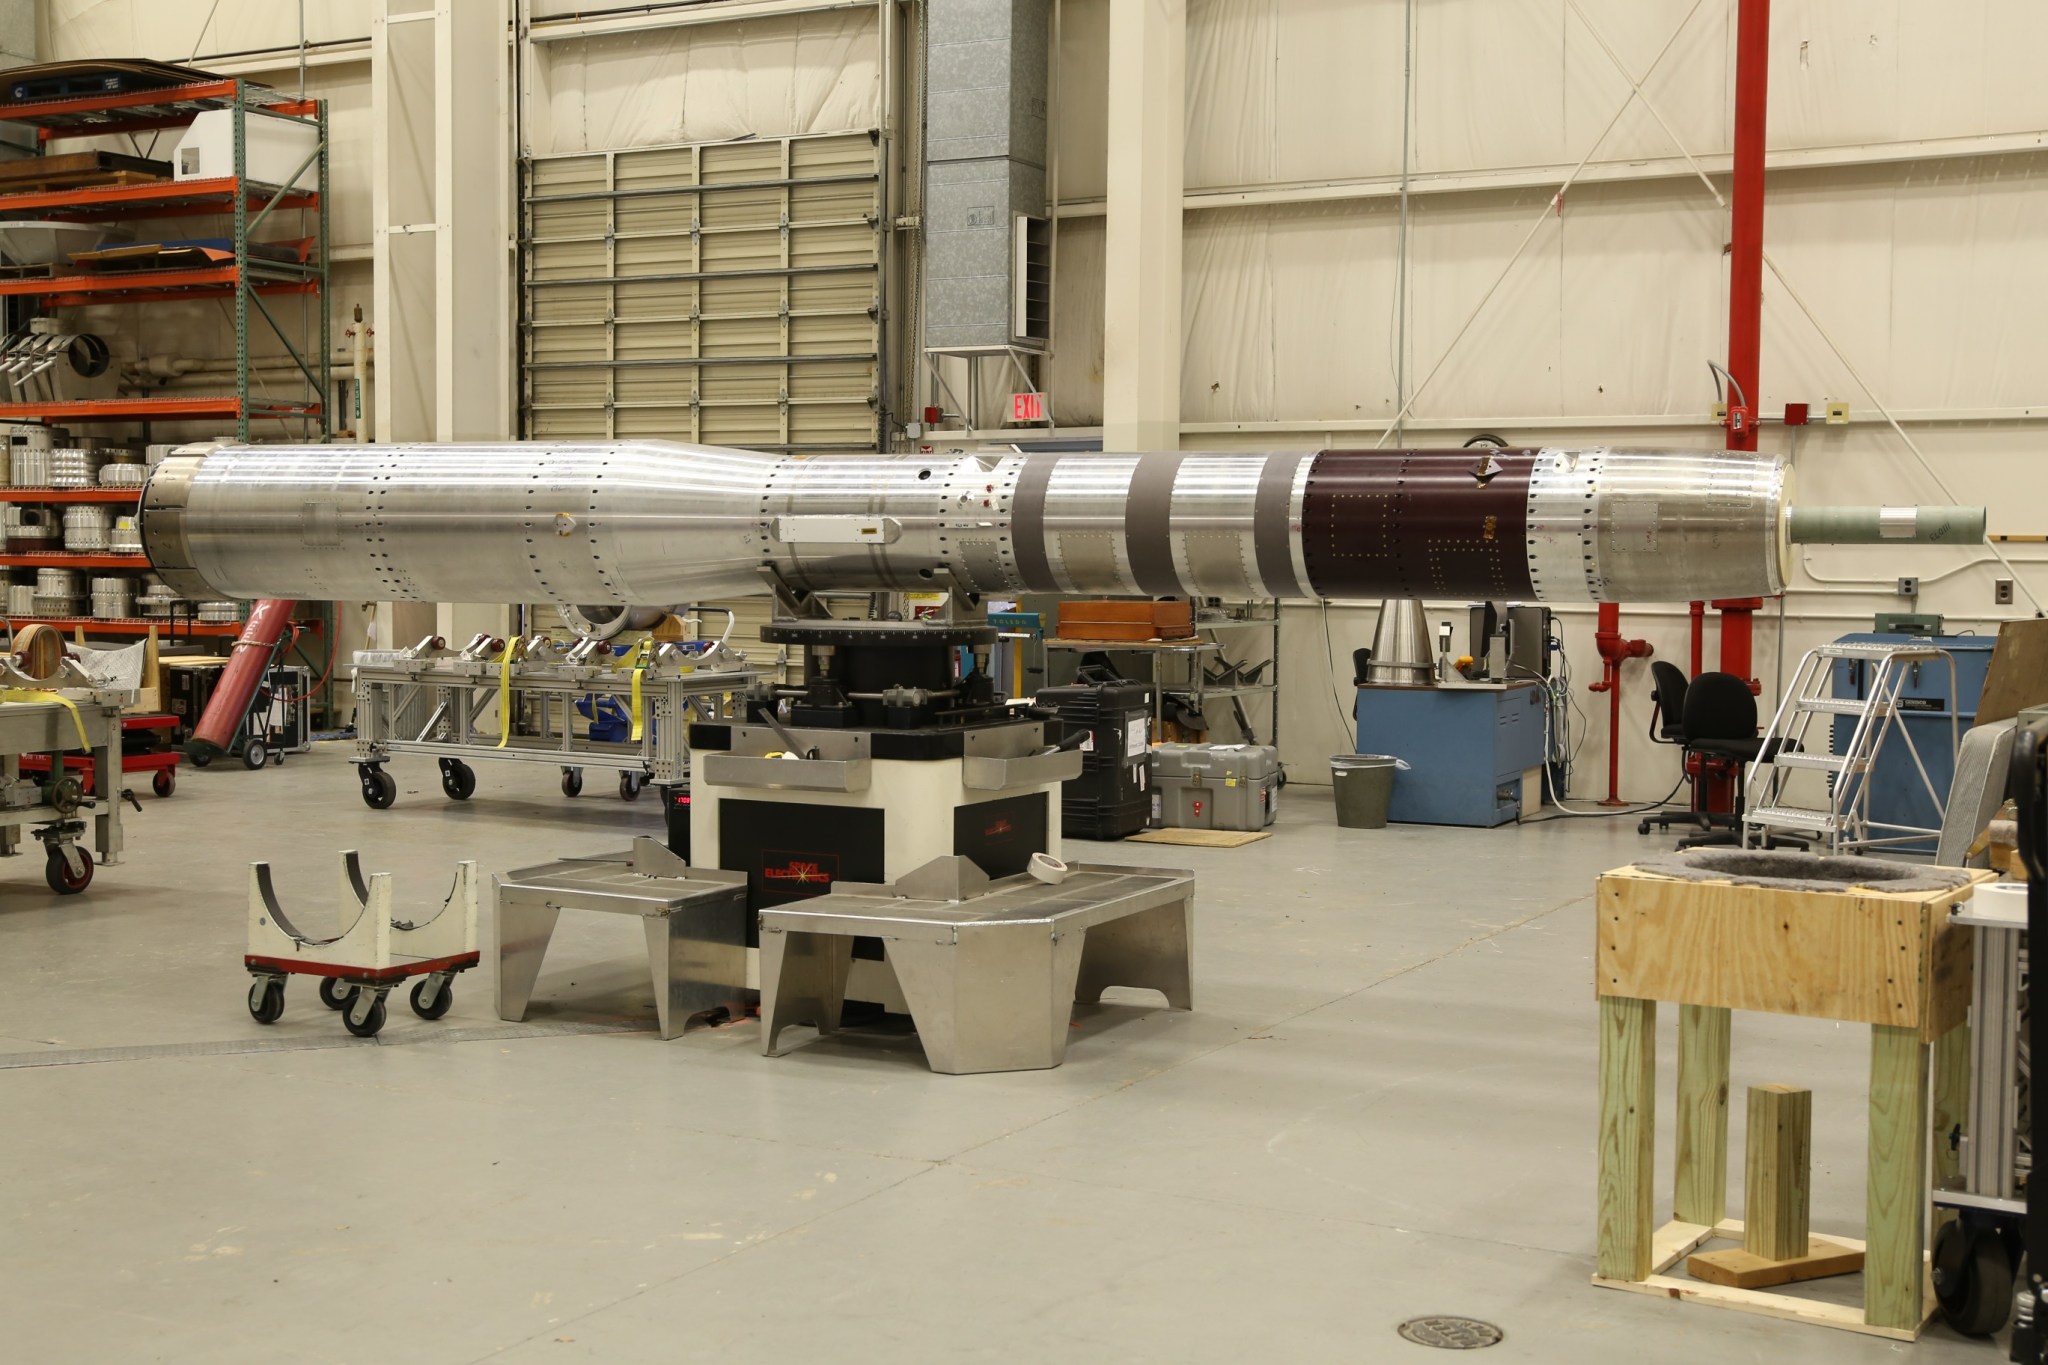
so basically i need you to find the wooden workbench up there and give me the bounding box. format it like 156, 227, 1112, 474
1591, 862, 1994, 1339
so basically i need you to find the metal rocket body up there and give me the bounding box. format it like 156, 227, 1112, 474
139, 440, 1973, 611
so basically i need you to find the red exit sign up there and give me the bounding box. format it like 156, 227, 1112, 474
1011, 391, 1045, 423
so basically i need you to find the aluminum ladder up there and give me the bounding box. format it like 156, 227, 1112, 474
1743, 641, 1959, 853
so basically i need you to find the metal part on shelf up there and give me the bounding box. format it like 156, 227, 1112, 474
47, 447, 102, 489
60, 503, 108, 549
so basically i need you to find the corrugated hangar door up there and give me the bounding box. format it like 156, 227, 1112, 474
521, 130, 883, 450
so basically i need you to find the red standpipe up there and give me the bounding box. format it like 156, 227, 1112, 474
1702, 0, 1772, 812
1587, 602, 1653, 806
187, 598, 296, 759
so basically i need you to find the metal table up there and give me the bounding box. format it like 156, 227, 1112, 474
760, 855, 1195, 1074
495, 838, 749, 1038
0, 693, 124, 891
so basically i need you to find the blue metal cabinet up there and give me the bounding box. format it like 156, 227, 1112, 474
1352, 681, 1547, 827
1827, 632, 1993, 853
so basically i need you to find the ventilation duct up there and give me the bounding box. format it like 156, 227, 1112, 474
922, 0, 1051, 353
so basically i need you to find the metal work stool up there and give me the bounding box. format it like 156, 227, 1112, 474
760, 855, 1195, 1074
495, 838, 749, 1038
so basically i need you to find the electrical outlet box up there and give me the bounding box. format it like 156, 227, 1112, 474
1825, 401, 1850, 425
1896, 576, 1919, 597
1712, 403, 1728, 421
1996, 577, 2015, 606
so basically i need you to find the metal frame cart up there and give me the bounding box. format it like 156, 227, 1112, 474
0, 692, 125, 893
2006, 720, 2048, 1362
350, 631, 758, 848
243, 850, 479, 1038
1934, 882, 2029, 1336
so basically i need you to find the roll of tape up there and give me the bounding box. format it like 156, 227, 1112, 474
1027, 851, 1069, 885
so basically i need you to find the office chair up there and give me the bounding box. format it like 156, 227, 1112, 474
1638, 668, 1792, 847
1638, 661, 1709, 837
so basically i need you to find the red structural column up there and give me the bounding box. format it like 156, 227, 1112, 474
1696, 0, 1773, 814
1718, 0, 1769, 695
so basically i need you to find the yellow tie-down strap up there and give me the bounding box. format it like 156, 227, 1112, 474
495, 637, 527, 748
628, 640, 655, 742
0, 690, 90, 752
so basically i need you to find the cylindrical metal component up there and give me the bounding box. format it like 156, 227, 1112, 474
189, 598, 294, 758
1364, 599, 1434, 686
140, 440, 1953, 610
48, 447, 103, 489
1787, 504, 1986, 545
62, 504, 110, 550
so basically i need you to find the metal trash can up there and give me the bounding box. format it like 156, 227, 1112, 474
1331, 753, 1398, 829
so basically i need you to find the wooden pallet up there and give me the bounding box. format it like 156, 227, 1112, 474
1125, 827, 1271, 849
3, 168, 166, 195
1593, 1218, 1928, 1341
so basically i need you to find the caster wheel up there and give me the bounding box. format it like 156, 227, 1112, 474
1934, 1222, 2014, 1337
189, 749, 212, 769
318, 977, 352, 1011
342, 993, 387, 1038
619, 772, 643, 801
242, 740, 268, 771
152, 768, 175, 798
45, 846, 91, 894
360, 768, 398, 810
441, 760, 476, 802
247, 977, 285, 1025
410, 976, 454, 1020
561, 767, 583, 799
1637, 820, 1651, 835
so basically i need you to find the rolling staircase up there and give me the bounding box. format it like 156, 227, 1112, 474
1743, 641, 1960, 853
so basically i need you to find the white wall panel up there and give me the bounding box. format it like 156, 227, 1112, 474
525, 8, 880, 155
1399, 187, 1563, 418
1557, 181, 1723, 417
1563, 0, 1729, 166
1894, 1, 2048, 142
1052, 0, 1108, 202
1411, 0, 1566, 174
1886, 154, 2048, 412
43, 0, 365, 54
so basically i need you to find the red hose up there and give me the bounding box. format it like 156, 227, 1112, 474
187, 599, 296, 759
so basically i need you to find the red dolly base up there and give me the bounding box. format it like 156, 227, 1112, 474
242, 951, 481, 1037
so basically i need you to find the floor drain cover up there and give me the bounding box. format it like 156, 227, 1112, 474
1397, 1317, 1504, 1350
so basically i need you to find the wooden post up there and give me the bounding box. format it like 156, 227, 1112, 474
1597, 995, 1657, 1280
1674, 1004, 1732, 1226
1744, 1084, 1812, 1260
1867, 1023, 1931, 1331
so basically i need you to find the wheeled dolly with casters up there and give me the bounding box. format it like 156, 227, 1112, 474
242, 849, 479, 1037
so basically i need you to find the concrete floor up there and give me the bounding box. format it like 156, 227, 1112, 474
0, 742, 2003, 1362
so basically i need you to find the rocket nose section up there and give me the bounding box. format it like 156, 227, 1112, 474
139, 454, 221, 602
